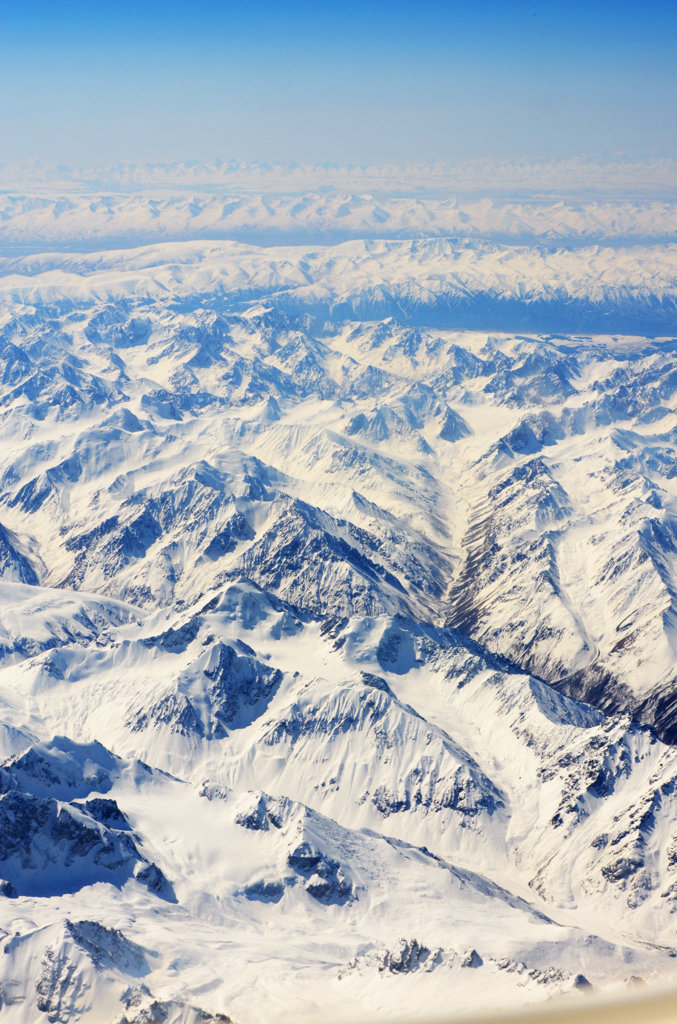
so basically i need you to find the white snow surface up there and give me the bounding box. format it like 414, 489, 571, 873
1, 172, 677, 1022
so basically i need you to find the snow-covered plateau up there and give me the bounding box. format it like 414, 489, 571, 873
1, 164, 677, 1023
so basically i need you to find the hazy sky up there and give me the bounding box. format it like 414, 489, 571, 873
1, 0, 676, 165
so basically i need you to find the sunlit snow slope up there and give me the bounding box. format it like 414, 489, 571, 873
1, 165, 677, 1024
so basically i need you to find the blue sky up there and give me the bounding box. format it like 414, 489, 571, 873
1, 0, 676, 165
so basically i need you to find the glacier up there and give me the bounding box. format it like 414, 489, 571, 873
0, 161, 677, 1022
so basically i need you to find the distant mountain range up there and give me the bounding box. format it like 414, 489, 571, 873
2, 157, 677, 194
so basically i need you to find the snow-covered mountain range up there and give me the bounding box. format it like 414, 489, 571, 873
2, 158, 677, 253
4, 193, 677, 250
3, 157, 677, 194
1, 168, 677, 1023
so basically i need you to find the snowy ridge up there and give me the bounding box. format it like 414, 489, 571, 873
1, 238, 677, 335
1, 192, 677, 1022
3, 194, 677, 250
